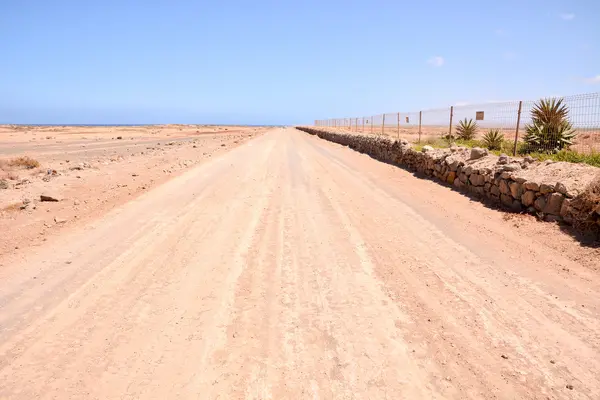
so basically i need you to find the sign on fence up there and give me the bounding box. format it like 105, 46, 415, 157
476, 111, 485, 121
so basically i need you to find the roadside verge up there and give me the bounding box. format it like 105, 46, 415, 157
297, 127, 600, 234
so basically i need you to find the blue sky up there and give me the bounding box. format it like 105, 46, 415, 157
1, 0, 598, 125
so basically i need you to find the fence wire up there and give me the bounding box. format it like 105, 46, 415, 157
314, 92, 600, 155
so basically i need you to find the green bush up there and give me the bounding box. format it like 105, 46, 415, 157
482, 129, 504, 150
455, 118, 478, 140
523, 98, 577, 153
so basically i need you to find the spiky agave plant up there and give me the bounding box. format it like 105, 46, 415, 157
455, 118, 478, 140
523, 98, 576, 153
482, 129, 504, 150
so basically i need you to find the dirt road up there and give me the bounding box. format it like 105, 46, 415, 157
1, 128, 599, 399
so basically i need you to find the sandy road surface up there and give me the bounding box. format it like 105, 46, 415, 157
1, 128, 599, 399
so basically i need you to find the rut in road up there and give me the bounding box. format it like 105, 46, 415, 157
0, 128, 599, 399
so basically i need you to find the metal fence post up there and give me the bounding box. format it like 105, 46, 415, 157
371, 116, 373, 134
418, 111, 422, 143
513, 100, 523, 156
448, 106, 454, 137
397, 112, 400, 139
382, 114, 385, 135
362, 117, 365, 133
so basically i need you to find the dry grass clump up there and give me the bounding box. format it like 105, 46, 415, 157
570, 175, 600, 235
1, 202, 22, 213
7, 156, 40, 169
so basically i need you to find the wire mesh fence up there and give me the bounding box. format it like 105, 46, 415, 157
314, 92, 600, 155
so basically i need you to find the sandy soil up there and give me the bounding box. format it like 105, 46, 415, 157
0, 128, 599, 399
0, 124, 267, 255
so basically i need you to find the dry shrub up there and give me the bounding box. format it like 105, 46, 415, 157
570, 175, 600, 235
7, 156, 40, 169
1, 202, 22, 213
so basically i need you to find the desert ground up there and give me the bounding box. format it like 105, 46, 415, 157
0, 124, 265, 255
1, 127, 599, 399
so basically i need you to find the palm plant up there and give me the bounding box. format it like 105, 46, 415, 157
523, 98, 576, 153
455, 118, 478, 140
482, 129, 504, 150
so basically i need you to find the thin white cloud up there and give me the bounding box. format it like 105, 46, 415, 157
560, 13, 575, 20
454, 101, 470, 107
583, 75, 600, 84
427, 56, 445, 67
494, 29, 506, 36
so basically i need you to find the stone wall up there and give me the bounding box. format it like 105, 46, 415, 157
297, 127, 600, 230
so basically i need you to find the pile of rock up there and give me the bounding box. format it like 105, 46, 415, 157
297, 127, 600, 229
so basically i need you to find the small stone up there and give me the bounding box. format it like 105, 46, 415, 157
500, 171, 512, 180
524, 155, 535, 163
470, 147, 488, 160
422, 145, 434, 153
499, 180, 511, 195
470, 174, 485, 186
132, 173, 139, 177
543, 193, 565, 215
501, 194, 513, 207
540, 183, 554, 194
566, 384, 573, 390
523, 181, 540, 191
40, 194, 59, 202
497, 154, 509, 165
73, 199, 80, 206
534, 196, 546, 212
490, 185, 500, 196
502, 163, 521, 172
554, 182, 568, 195
446, 171, 456, 184
501, 354, 509, 359
509, 182, 523, 199
550, 360, 556, 364
117, 136, 123, 140
54, 216, 67, 224
521, 191, 536, 207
